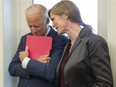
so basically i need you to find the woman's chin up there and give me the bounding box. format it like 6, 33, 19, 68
58, 31, 64, 35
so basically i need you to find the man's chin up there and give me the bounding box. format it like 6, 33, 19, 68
33, 34, 43, 36
33, 34, 38, 36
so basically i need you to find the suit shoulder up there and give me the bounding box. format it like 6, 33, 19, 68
88, 33, 107, 44
20, 32, 32, 41
56, 34, 69, 42
20, 32, 32, 38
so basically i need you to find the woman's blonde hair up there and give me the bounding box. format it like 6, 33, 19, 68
49, 1, 84, 25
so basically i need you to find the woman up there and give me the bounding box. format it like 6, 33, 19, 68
49, 1, 113, 87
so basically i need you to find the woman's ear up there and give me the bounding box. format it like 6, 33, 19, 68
63, 11, 68, 20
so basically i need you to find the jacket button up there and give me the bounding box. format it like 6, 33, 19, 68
65, 81, 68, 84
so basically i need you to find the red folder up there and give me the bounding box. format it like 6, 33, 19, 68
26, 35, 52, 60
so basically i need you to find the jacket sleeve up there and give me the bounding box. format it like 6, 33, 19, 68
89, 35, 113, 87
8, 36, 30, 79
26, 36, 68, 82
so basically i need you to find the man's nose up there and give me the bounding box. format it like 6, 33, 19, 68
31, 27, 36, 32
31, 26, 36, 30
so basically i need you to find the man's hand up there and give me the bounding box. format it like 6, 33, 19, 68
37, 55, 51, 64
19, 46, 29, 62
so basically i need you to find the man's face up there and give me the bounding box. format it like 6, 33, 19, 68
26, 14, 48, 36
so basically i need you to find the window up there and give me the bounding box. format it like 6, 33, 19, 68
33, 0, 98, 34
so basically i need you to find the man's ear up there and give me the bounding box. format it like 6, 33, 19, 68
46, 18, 50, 24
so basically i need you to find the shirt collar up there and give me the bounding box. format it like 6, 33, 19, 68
45, 25, 51, 36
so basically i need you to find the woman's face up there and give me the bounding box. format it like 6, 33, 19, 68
50, 13, 67, 34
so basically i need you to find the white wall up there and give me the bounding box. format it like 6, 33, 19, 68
108, 0, 116, 86
0, 0, 32, 87
0, 0, 4, 87
3, 1, 18, 87
0, 0, 116, 87
98, 0, 116, 86
18, 0, 32, 38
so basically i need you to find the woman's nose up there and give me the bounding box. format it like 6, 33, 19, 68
52, 23, 56, 28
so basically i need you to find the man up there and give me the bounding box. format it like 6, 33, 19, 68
8, 4, 68, 87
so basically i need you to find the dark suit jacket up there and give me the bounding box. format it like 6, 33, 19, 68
56, 27, 113, 87
9, 27, 68, 87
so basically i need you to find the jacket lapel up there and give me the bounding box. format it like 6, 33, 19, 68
56, 41, 70, 81
56, 27, 92, 83
68, 38, 82, 57
69, 27, 92, 56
